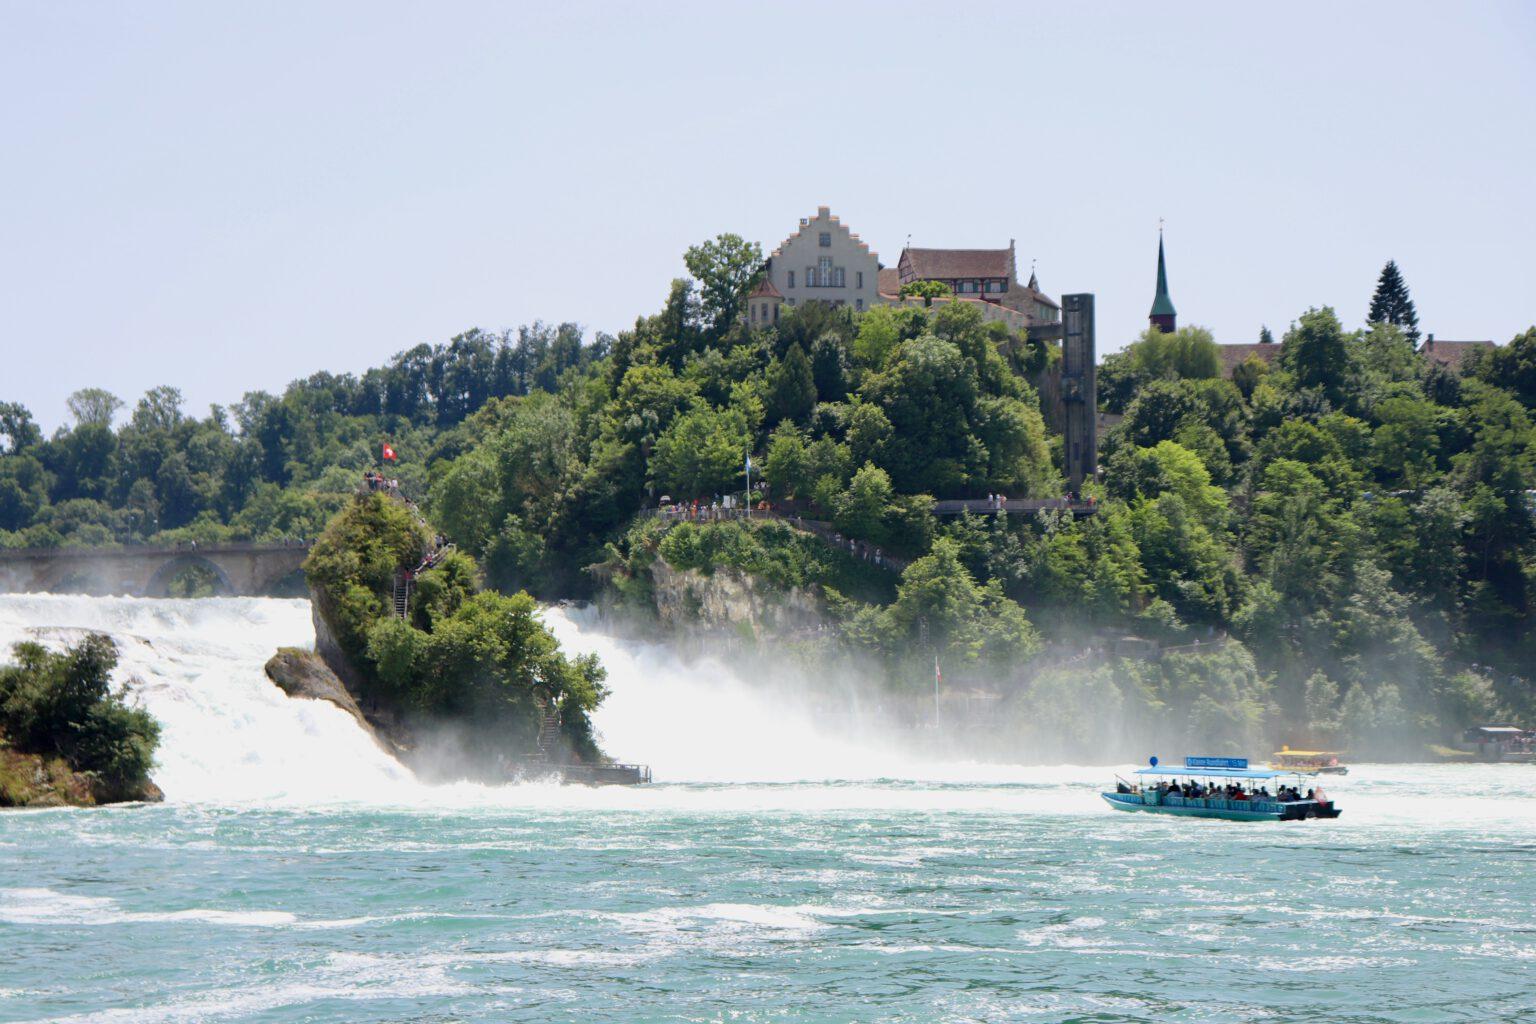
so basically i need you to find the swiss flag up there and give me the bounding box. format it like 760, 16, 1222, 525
382, 443, 398, 462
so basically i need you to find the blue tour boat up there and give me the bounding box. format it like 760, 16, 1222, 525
1103, 756, 1343, 821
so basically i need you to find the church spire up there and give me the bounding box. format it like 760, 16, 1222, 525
1149, 226, 1177, 333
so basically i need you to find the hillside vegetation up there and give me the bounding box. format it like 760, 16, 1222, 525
3, 232, 1536, 755
0, 635, 161, 806
303, 494, 606, 766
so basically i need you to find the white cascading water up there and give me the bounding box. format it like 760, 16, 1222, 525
0, 594, 414, 804
546, 604, 938, 783
0, 593, 1077, 810
2, 593, 1530, 824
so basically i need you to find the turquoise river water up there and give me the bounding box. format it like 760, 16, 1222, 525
2, 595, 1534, 1023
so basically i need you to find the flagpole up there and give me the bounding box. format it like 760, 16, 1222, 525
745, 453, 751, 520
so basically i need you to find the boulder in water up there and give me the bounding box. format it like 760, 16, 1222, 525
265, 647, 362, 716
264, 647, 407, 756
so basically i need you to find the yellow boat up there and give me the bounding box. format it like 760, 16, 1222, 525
1269, 747, 1349, 775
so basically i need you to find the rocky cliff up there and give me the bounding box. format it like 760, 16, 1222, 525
279, 587, 415, 756
646, 557, 828, 642
0, 740, 164, 808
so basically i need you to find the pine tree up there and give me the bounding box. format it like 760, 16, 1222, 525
765, 343, 817, 426
1367, 260, 1421, 346
1259, 325, 1275, 345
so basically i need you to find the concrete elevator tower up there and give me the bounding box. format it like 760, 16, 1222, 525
1061, 293, 1096, 492
1149, 230, 1177, 333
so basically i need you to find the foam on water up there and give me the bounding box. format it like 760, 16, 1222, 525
544, 602, 1035, 784
2, 593, 1535, 829
0, 594, 414, 804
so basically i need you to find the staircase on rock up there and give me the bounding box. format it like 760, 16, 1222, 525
535, 694, 561, 758
391, 574, 411, 620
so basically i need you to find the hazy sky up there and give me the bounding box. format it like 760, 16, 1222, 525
3, 2, 1533, 430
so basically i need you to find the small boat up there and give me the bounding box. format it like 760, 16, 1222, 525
1269, 747, 1349, 775
1103, 756, 1342, 821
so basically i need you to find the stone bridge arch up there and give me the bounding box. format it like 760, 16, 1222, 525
0, 542, 312, 597
143, 554, 236, 598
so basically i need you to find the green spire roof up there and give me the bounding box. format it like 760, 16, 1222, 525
1150, 232, 1176, 318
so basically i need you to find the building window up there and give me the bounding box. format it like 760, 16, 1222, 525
856, 299, 864, 311
788, 299, 796, 306
960, 280, 976, 294
857, 271, 863, 289
750, 305, 757, 322
761, 303, 769, 320
987, 280, 1004, 293
787, 270, 795, 289
819, 232, 831, 247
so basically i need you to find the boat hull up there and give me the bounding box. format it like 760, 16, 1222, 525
1102, 792, 1341, 821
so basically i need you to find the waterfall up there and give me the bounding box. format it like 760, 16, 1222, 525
545, 604, 957, 783
0, 594, 1081, 811
0, 594, 414, 804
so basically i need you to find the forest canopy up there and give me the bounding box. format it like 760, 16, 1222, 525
4, 239, 1536, 755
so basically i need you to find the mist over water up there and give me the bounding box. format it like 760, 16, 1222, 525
0, 594, 415, 803
545, 603, 969, 784
0, 594, 1532, 824
4, 594, 1536, 1022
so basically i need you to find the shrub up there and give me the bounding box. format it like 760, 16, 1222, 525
0, 635, 159, 798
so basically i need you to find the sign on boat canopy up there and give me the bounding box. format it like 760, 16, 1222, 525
1185, 756, 1249, 769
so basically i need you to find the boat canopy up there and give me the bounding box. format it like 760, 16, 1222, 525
1134, 765, 1283, 780
1273, 750, 1338, 757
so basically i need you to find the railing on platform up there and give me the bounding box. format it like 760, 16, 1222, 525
929, 497, 1098, 515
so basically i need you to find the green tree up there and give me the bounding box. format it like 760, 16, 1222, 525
1280, 307, 1357, 410
1367, 260, 1420, 345
66, 388, 122, 428
683, 233, 763, 336
833, 463, 894, 544
0, 403, 41, 455
1352, 322, 1419, 387
650, 404, 750, 498
0, 634, 160, 800
878, 537, 1041, 669
1475, 326, 1536, 407
762, 422, 811, 498
852, 305, 924, 369
863, 334, 982, 494
765, 343, 817, 426
899, 279, 952, 307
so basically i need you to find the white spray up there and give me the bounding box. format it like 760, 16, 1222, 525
12, 593, 1524, 827
0, 594, 413, 804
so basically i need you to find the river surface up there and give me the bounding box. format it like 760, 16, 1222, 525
2, 595, 1534, 1023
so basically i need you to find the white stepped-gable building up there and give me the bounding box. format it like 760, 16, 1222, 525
748, 206, 881, 328
748, 206, 1060, 334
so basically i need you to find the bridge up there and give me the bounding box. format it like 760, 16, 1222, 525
0, 541, 312, 597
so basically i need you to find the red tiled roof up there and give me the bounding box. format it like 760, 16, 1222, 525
1216, 343, 1282, 377
749, 276, 783, 299
902, 247, 1011, 281
1421, 338, 1494, 373
877, 268, 903, 298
